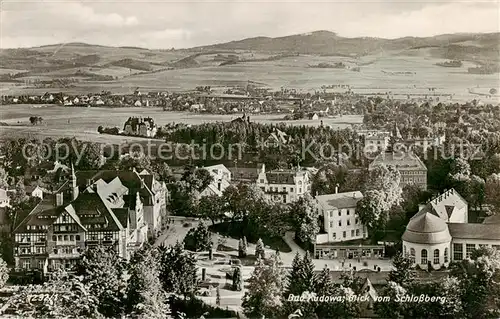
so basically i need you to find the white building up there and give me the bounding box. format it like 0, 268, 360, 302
363, 131, 391, 152
199, 164, 232, 197
315, 190, 366, 244
256, 164, 311, 204
402, 188, 500, 270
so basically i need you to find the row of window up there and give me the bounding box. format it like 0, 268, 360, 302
26, 225, 49, 230
405, 247, 449, 265
16, 233, 46, 243
332, 228, 365, 240
329, 218, 360, 228
17, 246, 46, 255
52, 234, 81, 242
53, 224, 79, 232
329, 209, 355, 218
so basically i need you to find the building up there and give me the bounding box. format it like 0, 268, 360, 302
76, 168, 167, 239
363, 131, 391, 152
199, 164, 232, 197
123, 117, 157, 137
369, 151, 428, 190
402, 188, 500, 270
314, 190, 384, 260
12, 166, 149, 275
0, 189, 11, 208
256, 164, 311, 204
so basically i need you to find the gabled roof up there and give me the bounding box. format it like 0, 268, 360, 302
412, 188, 467, 222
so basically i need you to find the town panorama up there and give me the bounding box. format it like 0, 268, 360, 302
0, 1, 499, 318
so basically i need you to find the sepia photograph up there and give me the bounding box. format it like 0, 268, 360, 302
0, 0, 499, 318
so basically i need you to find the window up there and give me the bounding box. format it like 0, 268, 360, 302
343, 231, 346, 238
338, 221, 342, 227
37, 260, 44, 269
434, 249, 440, 264
347, 210, 350, 215
76, 235, 80, 241
453, 243, 463, 260
421, 249, 427, 265
356, 229, 360, 236
259, 179, 264, 183
329, 221, 333, 228
329, 211, 333, 218
53, 249, 58, 254
355, 218, 359, 225
70, 235, 74, 241
410, 248, 415, 263
466, 244, 475, 259
333, 232, 336, 239
338, 211, 341, 217
493, 245, 500, 250
351, 230, 354, 237
347, 220, 351, 226
58, 235, 62, 241
299, 188, 302, 193
64, 235, 68, 241
22, 259, 31, 270
291, 188, 294, 192
444, 248, 449, 263
404, 245, 407, 256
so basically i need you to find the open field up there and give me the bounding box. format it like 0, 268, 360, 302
2, 53, 498, 103
0, 104, 362, 143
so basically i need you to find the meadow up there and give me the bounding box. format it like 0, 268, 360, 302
1, 51, 498, 102
0, 104, 363, 143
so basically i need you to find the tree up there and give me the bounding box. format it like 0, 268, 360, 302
485, 173, 500, 214
0, 255, 8, 288
127, 245, 170, 318
450, 246, 500, 318
374, 281, 408, 318
242, 253, 286, 318
183, 221, 212, 252
283, 252, 317, 318
216, 286, 221, 306
196, 195, 224, 225
8, 270, 100, 318
365, 164, 403, 208
0, 167, 10, 188
238, 238, 247, 258
76, 246, 128, 317
289, 195, 320, 245
356, 190, 388, 231
159, 241, 198, 298
388, 252, 415, 288
11, 178, 28, 206
255, 238, 265, 259
232, 266, 243, 291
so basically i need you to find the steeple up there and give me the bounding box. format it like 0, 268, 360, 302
71, 162, 79, 200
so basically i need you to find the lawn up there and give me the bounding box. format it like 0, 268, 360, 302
209, 221, 292, 253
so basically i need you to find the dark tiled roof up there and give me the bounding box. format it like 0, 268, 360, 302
370, 152, 427, 171
448, 223, 500, 240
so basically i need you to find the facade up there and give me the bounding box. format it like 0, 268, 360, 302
314, 190, 385, 260
402, 188, 500, 270
315, 191, 367, 244
199, 164, 232, 197
256, 164, 311, 203
123, 117, 157, 137
76, 168, 167, 239
362, 131, 391, 152
12, 166, 149, 275
369, 151, 428, 190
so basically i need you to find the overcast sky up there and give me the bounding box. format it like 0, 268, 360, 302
1, 0, 499, 49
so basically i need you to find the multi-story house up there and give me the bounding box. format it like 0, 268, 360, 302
76, 168, 167, 239
123, 117, 157, 137
12, 166, 148, 275
256, 164, 311, 204
314, 190, 384, 260
199, 164, 232, 197
369, 151, 428, 190
363, 131, 391, 152
402, 188, 500, 270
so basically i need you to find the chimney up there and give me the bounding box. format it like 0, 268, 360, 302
218, 181, 221, 191
55, 193, 64, 207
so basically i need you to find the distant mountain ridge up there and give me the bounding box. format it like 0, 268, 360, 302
192, 30, 500, 60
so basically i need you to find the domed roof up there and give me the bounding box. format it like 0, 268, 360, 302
402, 212, 451, 244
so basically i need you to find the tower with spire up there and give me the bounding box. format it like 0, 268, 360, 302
71, 162, 79, 201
